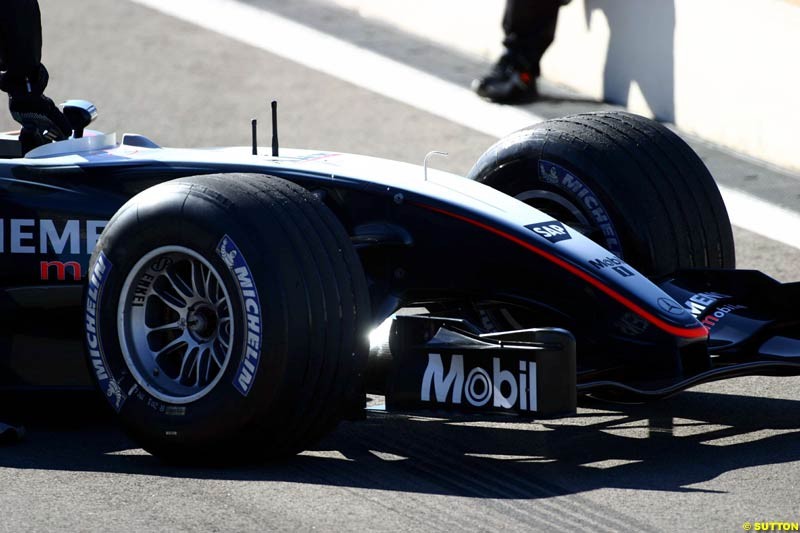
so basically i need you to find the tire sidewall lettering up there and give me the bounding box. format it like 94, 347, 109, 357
217, 235, 263, 396
91, 193, 276, 439
537, 160, 624, 257
84, 252, 128, 413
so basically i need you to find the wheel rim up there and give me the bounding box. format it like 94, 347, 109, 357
118, 246, 234, 404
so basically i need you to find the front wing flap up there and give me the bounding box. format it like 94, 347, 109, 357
381, 316, 577, 417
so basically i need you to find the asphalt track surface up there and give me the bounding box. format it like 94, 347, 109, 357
2, 0, 800, 531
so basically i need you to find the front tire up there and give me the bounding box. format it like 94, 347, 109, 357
84, 173, 369, 462
468, 111, 735, 277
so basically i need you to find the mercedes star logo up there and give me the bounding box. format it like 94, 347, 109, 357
658, 297, 685, 316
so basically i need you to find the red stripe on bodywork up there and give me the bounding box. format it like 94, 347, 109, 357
418, 203, 708, 340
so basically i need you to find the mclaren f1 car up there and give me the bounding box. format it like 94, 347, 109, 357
1, 100, 798, 461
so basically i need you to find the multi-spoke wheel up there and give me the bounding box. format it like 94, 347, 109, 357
85, 174, 369, 463
118, 247, 233, 404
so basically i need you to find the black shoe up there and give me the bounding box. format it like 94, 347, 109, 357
472, 52, 539, 104
9, 93, 72, 152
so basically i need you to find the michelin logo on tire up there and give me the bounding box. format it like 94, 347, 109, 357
85, 252, 127, 412
217, 235, 263, 396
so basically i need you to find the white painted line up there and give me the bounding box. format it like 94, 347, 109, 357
131, 0, 800, 250
129, 0, 543, 139
719, 185, 800, 250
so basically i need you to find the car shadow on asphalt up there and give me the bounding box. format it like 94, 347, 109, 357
1, 388, 799, 499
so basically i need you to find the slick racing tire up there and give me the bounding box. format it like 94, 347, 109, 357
84, 173, 369, 463
468, 111, 735, 277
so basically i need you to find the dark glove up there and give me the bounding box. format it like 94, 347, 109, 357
9, 93, 72, 152
0, 63, 50, 97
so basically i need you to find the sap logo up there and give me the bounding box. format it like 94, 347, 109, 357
588, 256, 634, 277
526, 221, 571, 244
0, 218, 107, 254
40, 260, 82, 281
420, 353, 537, 412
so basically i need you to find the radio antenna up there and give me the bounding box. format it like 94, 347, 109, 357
271, 100, 279, 157
251, 118, 258, 156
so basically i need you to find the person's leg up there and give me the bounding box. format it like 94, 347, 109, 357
474, 0, 565, 103
503, 0, 561, 78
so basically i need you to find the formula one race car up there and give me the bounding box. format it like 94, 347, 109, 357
2, 101, 799, 461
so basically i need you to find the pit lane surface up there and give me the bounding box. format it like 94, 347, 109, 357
2, 0, 800, 531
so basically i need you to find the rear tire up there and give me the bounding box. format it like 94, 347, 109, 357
84, 173, 369, 462
468, 111, 735, 277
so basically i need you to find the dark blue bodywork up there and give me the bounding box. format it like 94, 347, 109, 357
1, 135, 799, 399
